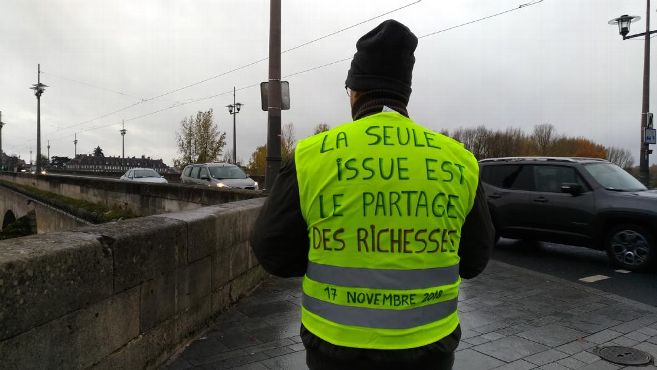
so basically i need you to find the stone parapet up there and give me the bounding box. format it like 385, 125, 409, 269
0, 172, 264, 217
0, 197, 268, 370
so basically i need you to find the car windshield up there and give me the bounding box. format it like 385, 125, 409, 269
209, 166, 247, 179
582, 163, 646, 192
133, 169, 160, 178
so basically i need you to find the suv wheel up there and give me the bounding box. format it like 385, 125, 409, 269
605, 224, 655, 271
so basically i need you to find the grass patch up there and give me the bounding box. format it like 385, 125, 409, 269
0, 180, 137, 223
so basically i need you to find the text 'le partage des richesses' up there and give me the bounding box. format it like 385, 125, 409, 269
312, 124, 469, 255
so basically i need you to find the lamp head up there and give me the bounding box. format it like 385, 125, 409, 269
609, 14, 640, 38
30, 82, 48, 97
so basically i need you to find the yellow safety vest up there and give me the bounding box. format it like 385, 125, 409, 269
295, 111, 479, 350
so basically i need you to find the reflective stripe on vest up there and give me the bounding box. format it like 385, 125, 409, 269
295, 112, 479, 349
302, 294, 458, 329
306, 261, 459, 289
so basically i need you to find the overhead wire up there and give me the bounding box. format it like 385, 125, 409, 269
90, 0, 546, 125
12, 0, 544, 154
418, 0, 544, 39
40, 71, 147, 101
51, 0, 423, 133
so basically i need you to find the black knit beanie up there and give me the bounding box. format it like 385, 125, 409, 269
345, 19, 418, 98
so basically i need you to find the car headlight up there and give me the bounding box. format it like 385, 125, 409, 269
254, 181, 258, 190
216, 182, 228, 188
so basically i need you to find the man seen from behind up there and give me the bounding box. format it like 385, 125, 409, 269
251, 19, 495, 370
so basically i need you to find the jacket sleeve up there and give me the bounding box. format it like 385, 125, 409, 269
250, 159, 310, 277
458, 181, 495, 279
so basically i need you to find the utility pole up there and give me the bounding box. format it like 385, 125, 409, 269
640, 0, 651, 185
30, 150, 32, 166
0, 111, 5, 171
47, 140, 50, 164
30, 64, 47, 175
74, 133, 78, 157
265, 0, 282, 190
120, 120, 127, 171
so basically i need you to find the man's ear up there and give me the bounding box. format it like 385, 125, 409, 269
350, 90, 360, 107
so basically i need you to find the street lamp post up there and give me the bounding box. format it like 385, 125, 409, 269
120, 120, 127, 171
226, 87, 243, 165
30, 64, 47, 175
609, 3, 657, 186
47, 140, 50, 165
74, 133, 78, 158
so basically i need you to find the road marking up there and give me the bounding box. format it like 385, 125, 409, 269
614, 269, 631, 274
579, 275, 610, 283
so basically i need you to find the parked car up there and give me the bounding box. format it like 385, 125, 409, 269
180, 163, 258, 190
120, 168, 168, 183
479, 157, 657, 271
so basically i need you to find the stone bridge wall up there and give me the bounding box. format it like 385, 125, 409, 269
0, 198, 268, 370
0, 173, 263, 217
0, 185, 91, 234
0, 185, 33, 228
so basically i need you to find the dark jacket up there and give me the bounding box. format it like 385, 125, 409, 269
250, 104, 495, 370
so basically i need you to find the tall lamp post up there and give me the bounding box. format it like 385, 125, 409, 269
120, 120, 127, 171
609, 4, 657, 186
47, 140, 50, 164
74, 133, 78, 157
226, 87, 243, 165
30, 64, 47, 175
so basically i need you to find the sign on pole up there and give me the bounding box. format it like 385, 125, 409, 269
260, 81, 290, 111
645, 127, 656, 145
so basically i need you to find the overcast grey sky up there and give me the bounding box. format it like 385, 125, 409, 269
1, 0, 656, 167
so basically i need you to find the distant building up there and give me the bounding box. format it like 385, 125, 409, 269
65, 154, 171, 173
1, 152, 26, 171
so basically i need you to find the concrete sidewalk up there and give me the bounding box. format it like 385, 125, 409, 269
163, 261, 657, 370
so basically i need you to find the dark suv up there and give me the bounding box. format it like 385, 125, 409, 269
479, 157, 657, 271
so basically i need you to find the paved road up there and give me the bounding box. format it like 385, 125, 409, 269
166, 262, 657, 370
493, 238, 657, 307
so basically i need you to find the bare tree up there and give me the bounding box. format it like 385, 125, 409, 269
175, 114, 195, 168
447, 123, 620, 162
313, 123, 330, 134
606, 146, 635, 169
221, 149, 233, 164
487, 128, 528, 158
282, 122, 296, 163
532, 123, 556, 155
174, 109, 226, 168
450, 126, 492, 159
